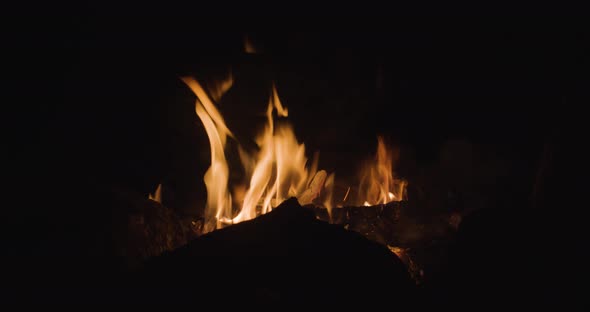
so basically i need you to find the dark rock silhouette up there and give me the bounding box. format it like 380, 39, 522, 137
133, 198, 417, 308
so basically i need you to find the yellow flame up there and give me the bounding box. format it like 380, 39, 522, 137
208, 70, 233, 103
182, 75, 405, 232
183, 77, 331, 231
342, 186, 351, 203
358, 136, 406, 206
323, 173, 335, 218
182, 76, 233, 231
271, 83, 288, 117
149, 183, 162, 203
230, 85, 310, 223
388, 246, 405, 258
182, 76, 234, 140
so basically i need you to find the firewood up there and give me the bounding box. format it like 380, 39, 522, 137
305, 201, 405, 245
138, 198, 416, 307
298, 170, 327, 205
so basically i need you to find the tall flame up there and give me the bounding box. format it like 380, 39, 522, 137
182, 77, 327, 231
182, 76, 234, 232
357, 136, 406, 205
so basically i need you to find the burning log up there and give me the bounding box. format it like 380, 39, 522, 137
137, 198, 416, 307
306, 201, 405, 246
95, 185, 202, 267
306, 200, 458, 287
125, 198, 200, 262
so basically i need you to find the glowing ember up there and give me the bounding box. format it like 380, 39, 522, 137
388, 246, 406, 258
149, 183, 162, 203
388, 245, 422, 284
243, 35, 257, 54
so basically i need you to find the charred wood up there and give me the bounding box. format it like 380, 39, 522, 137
137, 198, 417, 307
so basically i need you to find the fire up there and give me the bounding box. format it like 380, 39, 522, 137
182, 77, 329, 232
149, 183, 162, 203
179, 75, 406, 233
357, 136, 406, 205
182, 76, 234, 232
243, 35, 257, 54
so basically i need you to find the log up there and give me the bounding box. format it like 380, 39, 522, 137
305, 201, 405, 246
137, 198, 417, 308
305, 200, 456, 287
125, 198, 200, 263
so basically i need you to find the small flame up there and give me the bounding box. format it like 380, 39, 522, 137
322, 173, 335, 218
244, 35, 257, 54
358, 136, 406, 206
388, 246, 405, 258
271, 83, 288, 117
342, 186, 351, 203
149, 183, 162, 203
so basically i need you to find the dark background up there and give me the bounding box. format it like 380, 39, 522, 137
11, 13, 586, 206
4, 7, 588, 307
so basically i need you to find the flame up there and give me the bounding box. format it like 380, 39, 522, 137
149, 183, 162, 203
229, 85, 311, 223
182, 77, 330, 231
181, 75, 406, 233
388, 245, 422, 284
208, 71, 233, 103
182, 76, 233, 232
243, 35, 257, 54
357, 136, 406, 205
322, 173, 335, 218
388, 246, 405, 258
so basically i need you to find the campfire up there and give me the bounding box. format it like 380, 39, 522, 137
142, 67, 430, 284
14, 15, 579, 308
151, 74, 408, 236
126, 35, 478, 290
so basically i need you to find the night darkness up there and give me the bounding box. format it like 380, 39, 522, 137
5, 7, 589, 308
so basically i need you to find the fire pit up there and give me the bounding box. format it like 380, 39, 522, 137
133, 60, 458, 288
14, 16, 582, 308
174, 75, 406, 232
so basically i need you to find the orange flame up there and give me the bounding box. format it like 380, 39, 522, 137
182, 77, 330, 232
182, 76, 234, 232
181, 75, 406, 233
243, 35, 257, 54
149, 183, 162, 203
228, 85, 314, 224
357, 136, 406, 205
